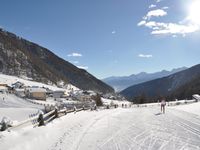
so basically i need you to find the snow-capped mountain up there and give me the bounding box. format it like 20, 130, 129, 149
120, 64, 200, 102
103, 67, 187, 92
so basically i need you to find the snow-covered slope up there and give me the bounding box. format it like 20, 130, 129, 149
0, 93, 43, 123
0, 73, 79, 123
0, 93, 43, 108
0, 73, 79, 92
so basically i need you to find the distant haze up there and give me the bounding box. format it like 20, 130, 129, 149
103, 67, 187, 92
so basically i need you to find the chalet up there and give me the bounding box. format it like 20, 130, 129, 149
76, 94, 91, 101
15, 88, 25, 98
12, 81, 24, 89
26, 88, 46, 100
0, 84, 8, 87
53, 90, 65, 98
0, 85, 8, 93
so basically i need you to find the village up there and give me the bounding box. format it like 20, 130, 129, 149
0, 74, 131, 133
0, 74, 128, 114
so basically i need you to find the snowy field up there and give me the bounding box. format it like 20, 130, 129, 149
174, 101, 200, 116
0, 73, 80, 123
0, 93, 43, 123
1, 103, 200, 150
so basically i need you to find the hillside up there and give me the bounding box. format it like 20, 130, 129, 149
170, 75, 200, 100
120, 64, 200, 102
0, 29, 114, 94
103, 67, 187, 91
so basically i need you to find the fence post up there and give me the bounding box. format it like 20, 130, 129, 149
38, 113, 44, 126
63, 107, 67, 115
94, 105, 97, 110
54, 108, 58, 118
0, 122, 8, 131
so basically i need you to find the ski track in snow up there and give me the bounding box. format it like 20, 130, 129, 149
1, 107, 200, 150
49, 107, 200, 150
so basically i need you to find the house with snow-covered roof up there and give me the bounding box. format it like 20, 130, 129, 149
53, 90, 65, 98
15, 88, 25, 98
11, 81, 24, 89
25, 88, 47, 100
0, 85, 8, 93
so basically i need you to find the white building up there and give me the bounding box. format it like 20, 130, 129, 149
53, 90, 65, 98
15, 88, 25, 97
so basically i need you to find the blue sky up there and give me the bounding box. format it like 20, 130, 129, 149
0, 0, 200, 79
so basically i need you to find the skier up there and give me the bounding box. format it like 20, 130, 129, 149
161, 98, 166, 114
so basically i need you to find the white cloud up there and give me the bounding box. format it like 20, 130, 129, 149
143, 21, 200, 35
146, 9, 167, 19
137, 3, 200, 37
149, 4, 156, 9
139, 20, 200, 36
67, 52, 82, 57
112, 30, 116, 34
77, 66, 88, 70
137, 20, 146, 26
138, 54, 153, 58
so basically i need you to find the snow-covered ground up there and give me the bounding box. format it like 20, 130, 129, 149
1, 102, 200, 150
0, 73, 79, 92
102, 98, 131, 106
173, 101, 200, 116
1, 74, 200, 150
0, 73, 80, 123
0, 93, 43, 123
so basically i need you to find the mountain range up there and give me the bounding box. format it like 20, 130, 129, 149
120, 64, 200, 103
0, 28, 114, 94
103, 67, 187, 92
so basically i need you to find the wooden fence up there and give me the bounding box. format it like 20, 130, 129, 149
0, 106, 92, 132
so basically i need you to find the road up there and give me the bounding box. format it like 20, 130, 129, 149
50, 107, 200, 150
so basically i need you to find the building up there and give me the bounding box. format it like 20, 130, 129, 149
192, 94, 200, 101
11, 81, 24, 89
15, 88, 25, 98
53, 90, 65, 98
26, 88, 46, 100
0, 85, 8, 93
76, 94, 91, 101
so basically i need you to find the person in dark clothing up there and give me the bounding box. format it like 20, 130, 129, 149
161, 99, 166, 114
